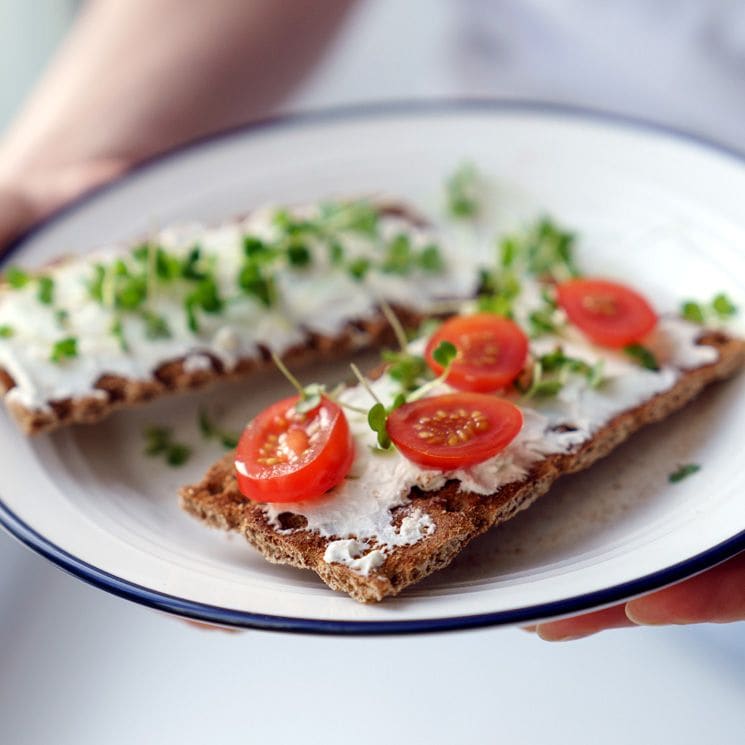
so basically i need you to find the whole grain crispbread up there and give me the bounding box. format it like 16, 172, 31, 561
0, 202, 436, 435
180, 331, 745, 603
2, 307, 425, 435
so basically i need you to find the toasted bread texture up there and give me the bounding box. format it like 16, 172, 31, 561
180, 331, 745, 603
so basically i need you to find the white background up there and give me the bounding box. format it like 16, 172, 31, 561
0, 1, 744, 743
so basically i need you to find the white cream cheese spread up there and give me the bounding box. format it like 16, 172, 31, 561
259, 313, 718, 577
0, 203, 478, 411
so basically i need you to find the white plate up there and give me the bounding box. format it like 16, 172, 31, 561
2, 102, 745, 633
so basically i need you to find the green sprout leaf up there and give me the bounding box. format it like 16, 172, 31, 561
347, 257, 371, 281
328, 241, 345, 266
110, 317, 128, 352
88, 264, 106, 302
166, 443, 191, 467
181, 246, 207, 280
286, 242, 312, 268
144, 425, 192, 465
681, 293, 738, 324
381, 234, 414, 275
382, 350, 429, 392
681, 301, 705, 324
198, 409, 240, 450
50, 336, 78, 363
520, 347, 605, 399
37, 276, 55, 305
446, 162, 481, 219
418, 244, 444, 273
238, 262, 275, 307
185, 276, 224, 331
668, 463, 701, 483
142, 311, 171, 340
528, 309, 559, 337
712, 293, 737, 318
143, 425, 172, 455
5, 266, 30, 289
624, 343, 659, 371
243, 236, 273, 261
0, 325, 14, 338
525, 217, 579, 280
500, 238, 518, 269
432, 340, 457, 367
367, 402, 392, 450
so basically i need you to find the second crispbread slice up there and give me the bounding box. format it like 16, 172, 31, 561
0, 201, 456, 435
180, 331, 745, 603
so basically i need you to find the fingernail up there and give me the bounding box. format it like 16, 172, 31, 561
625, 603, 655, 626
535, 627, 591, 642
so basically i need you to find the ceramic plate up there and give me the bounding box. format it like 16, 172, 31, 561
2, 101, 745, 633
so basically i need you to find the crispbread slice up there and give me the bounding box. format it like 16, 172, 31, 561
1, 306, 424, 435
180, 331, 745, 603
0, 202, 448, 435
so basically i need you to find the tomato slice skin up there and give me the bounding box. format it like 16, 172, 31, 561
387, 393, 523, 469
424, 313, 529, 392
234, 395, 354, 503
556, 278, 657, 348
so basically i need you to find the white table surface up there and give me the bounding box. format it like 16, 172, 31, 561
0, 2, 743, 743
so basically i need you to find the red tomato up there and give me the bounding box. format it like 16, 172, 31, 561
424, 313, 529, 392
234, 395, 354, 503
556, 278, 657, 348
387, 393, 523, 469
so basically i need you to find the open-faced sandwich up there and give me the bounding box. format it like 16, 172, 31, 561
0, 199, 476, 434
181, 219, 745, 602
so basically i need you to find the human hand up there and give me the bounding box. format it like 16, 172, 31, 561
0, 158, 129, 254
528, 551, 745, 641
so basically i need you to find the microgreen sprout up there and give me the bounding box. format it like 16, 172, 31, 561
406, 340, 457, 402
668, 463, 701, 483
517, 347, 605, 399
270, 353, 366, 416
446, 162, 481, 219
379, 299, 409, 352
349, 362, 407, 451
143, 425, 191, 466
377, 299, 431, 392
347, 257, 371, 281
55, 309, 69, 328
0, 325, 14, 338
198, 409, 240, 449
681, 293, 738, 325
5, 266, 30, 289
481, 218, 580, 301
142, 310, 171, 340
50, 336, 78, 363
110, 317, 128, 352
624, 343, 659, 371
37, 276, 55, 305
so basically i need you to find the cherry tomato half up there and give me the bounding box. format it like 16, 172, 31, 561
556, 278, 657, 348
387, 392, 523, 469
234, 395, 354, 503
424, 313, 529, 392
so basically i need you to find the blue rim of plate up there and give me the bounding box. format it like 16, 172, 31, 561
1, 98, 744, 635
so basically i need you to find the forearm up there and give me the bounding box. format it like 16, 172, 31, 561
0, 0, 353, 214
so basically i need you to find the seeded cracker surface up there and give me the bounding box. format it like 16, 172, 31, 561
180, 331, 745, 603
0, 203, 433, 435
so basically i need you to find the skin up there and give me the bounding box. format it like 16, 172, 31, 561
529, 552, 745, 641
0, 0, 743, 638
0, 0, 354, 242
